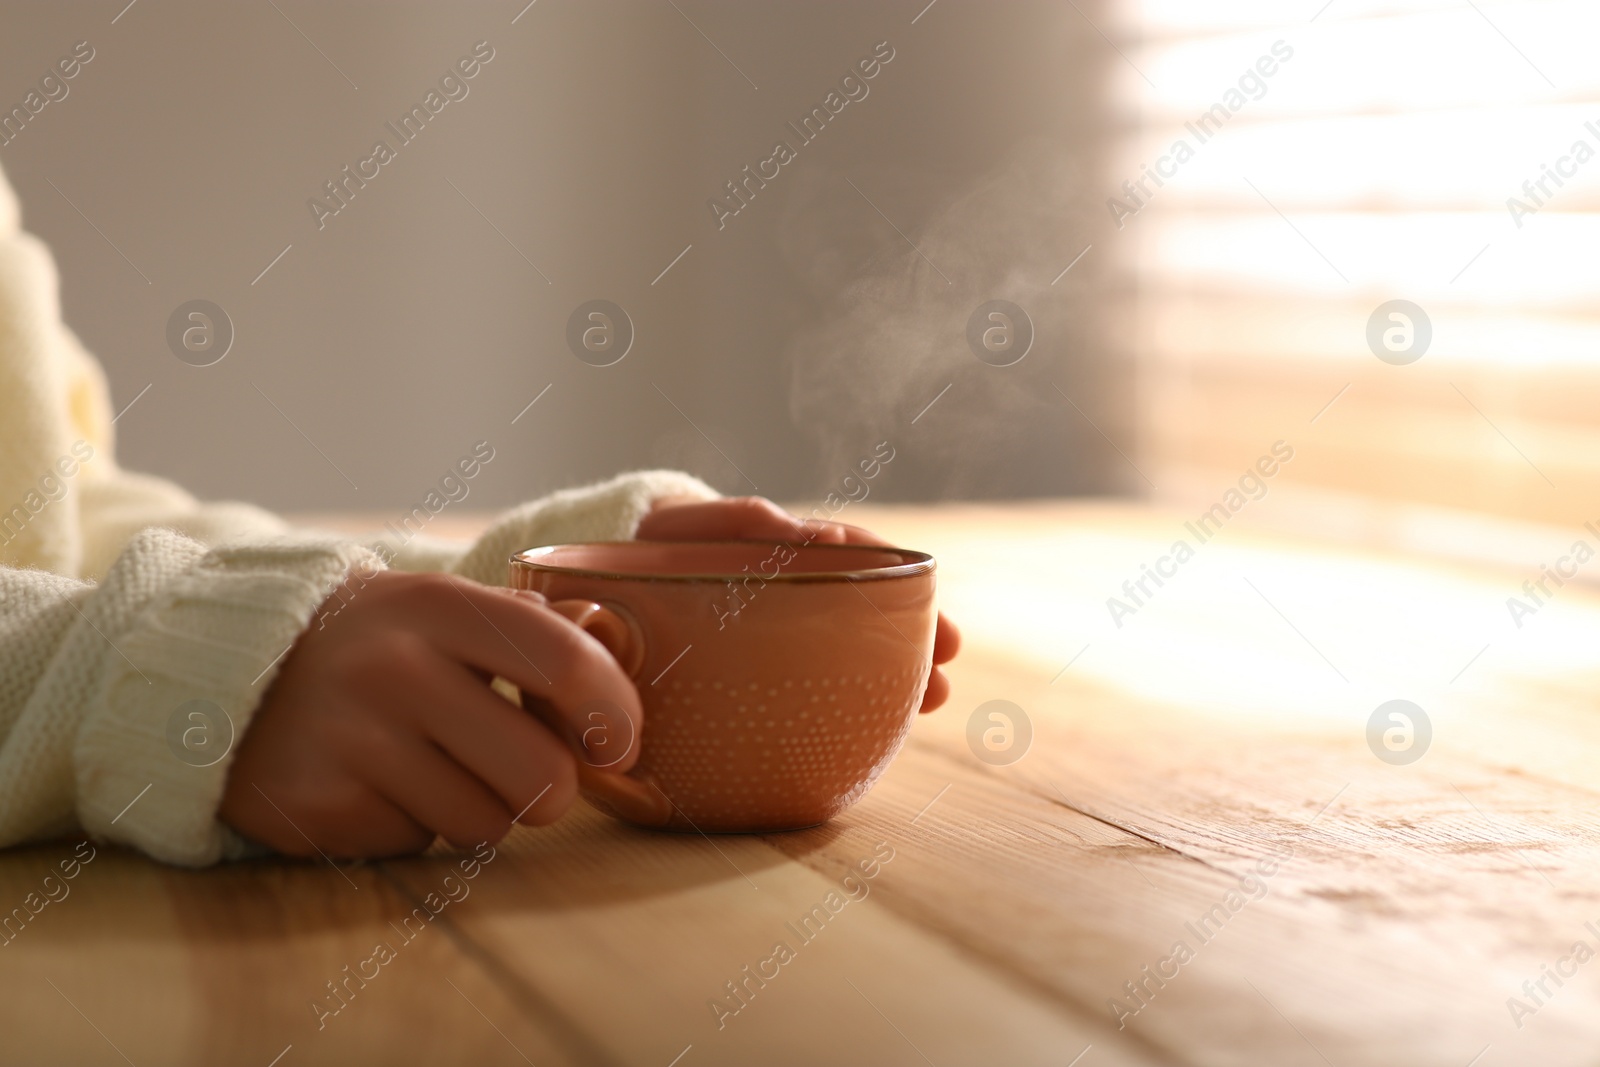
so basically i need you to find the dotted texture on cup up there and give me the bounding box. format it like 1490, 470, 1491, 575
638, 666, 928, 831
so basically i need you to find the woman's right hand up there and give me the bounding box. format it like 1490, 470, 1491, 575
218, 571, 641, 858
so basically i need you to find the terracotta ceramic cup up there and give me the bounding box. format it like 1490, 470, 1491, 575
509, 540, 937, 833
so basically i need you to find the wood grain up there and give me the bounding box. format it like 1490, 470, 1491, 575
3, 502, 1598, 1065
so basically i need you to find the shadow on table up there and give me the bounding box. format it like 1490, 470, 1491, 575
149, 803, 832, 942
0, 803, 841, 950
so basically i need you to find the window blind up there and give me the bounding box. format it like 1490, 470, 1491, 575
1110, 0, 1599, 528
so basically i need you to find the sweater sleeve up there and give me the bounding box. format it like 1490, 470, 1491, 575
0, 527, 383, 866
372, 469, 722, 583
0, 465, 717, 867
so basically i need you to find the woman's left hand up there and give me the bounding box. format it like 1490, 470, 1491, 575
636, 496, 960, 712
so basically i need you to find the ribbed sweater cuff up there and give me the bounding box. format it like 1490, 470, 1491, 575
76, 533, 383, 866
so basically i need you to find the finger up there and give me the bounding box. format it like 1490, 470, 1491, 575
317, 791, 438, 858
918, 668, 950, 713
498, 586, 548, 609
518, 690, 637, 773
642, 497, 918, 560
798, 518, 891, 547
249, 780, 435, 860
641, 497, 806, 542
460, 586, 541, 686
352, 725, 516, 848
410, 576, 644, 772
375, 652, 580, 826
933, 614, 960, 665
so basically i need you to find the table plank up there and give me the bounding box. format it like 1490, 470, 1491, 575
2, 501, 1596, 1064
0, 839, 586, 1066
873, 653, 1600, 1066
381, 802, 1153, 1067
845, 502, 1600, 1066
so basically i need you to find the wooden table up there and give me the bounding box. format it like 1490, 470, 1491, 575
5, 501, 1598, 1066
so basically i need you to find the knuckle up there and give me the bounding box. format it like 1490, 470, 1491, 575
370, 571, 460, 620
357, 567, 416, 609
331, 633, 424, 695
538, 613, 612, 682
411, 571, 468, 611
266, 780, 368, 856
383, 632, 436, 676
326, 712, 398, 762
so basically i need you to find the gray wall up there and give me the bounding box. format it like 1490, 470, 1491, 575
0, 0, 1122, 512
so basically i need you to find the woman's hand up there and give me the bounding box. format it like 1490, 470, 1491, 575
220, 572, 639, 858
636, 496, 960, 712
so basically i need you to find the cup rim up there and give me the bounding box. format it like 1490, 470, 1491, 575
510, 540, 935, 584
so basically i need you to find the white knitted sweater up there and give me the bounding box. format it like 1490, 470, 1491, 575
0, 166, 716, 866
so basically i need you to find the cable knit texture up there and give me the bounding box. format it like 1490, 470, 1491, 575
0, 162, 718, 865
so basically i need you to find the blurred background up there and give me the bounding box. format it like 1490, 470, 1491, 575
1116, 0, 1597, 548
1, 0, 1590, 542
0, 0, 1120, 512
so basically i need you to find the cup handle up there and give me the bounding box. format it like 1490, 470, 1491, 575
546, 599, 646, 678
543, 598, 674, 827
